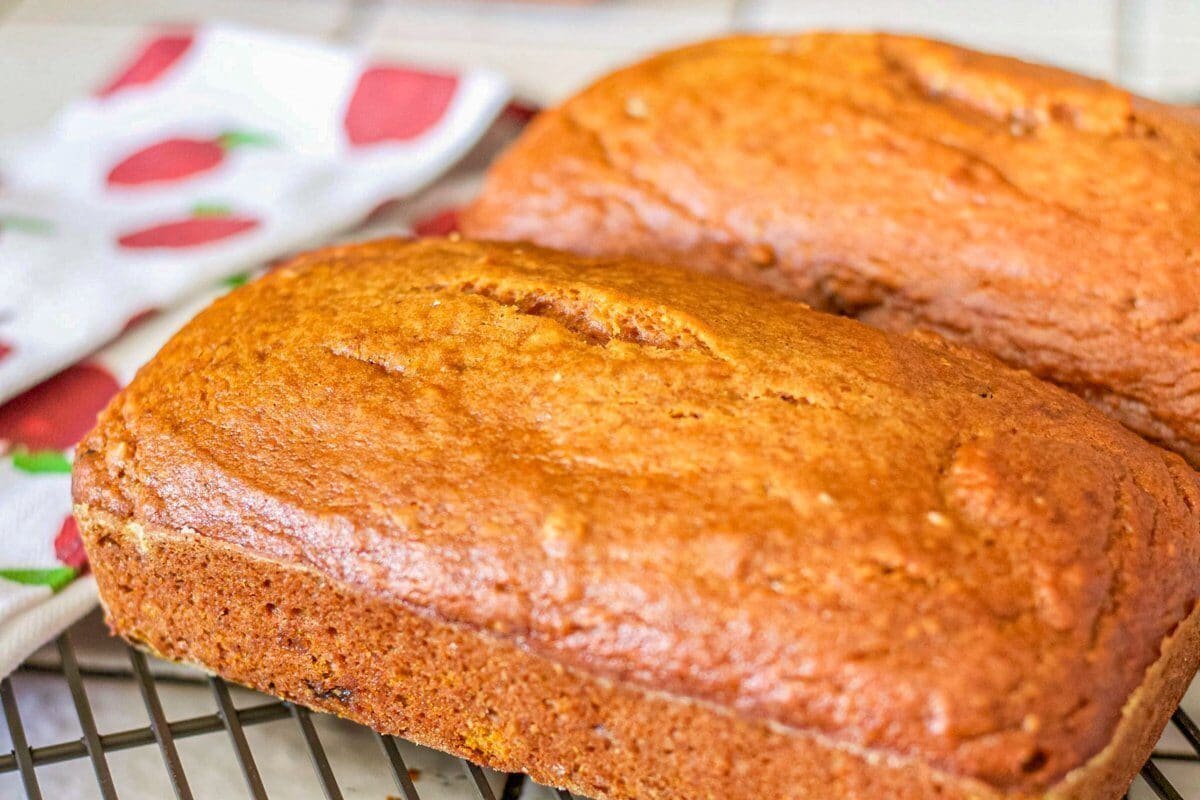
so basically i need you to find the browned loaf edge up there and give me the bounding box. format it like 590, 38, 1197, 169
75, 506, 1200, 800
459, 32, 1200, 466
72, 239, 1200, 799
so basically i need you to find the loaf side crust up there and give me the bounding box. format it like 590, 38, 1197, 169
77, 505, 1200, 800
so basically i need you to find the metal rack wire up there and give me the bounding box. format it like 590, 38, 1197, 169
0, 624, 565, 800
0, 627, 1195, 800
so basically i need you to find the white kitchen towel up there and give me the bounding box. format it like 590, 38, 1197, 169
0, 22, 509, 405
0, 284, 229, 679
0, 23, 512, 677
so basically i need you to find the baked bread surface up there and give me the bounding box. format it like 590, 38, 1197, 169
73, 238, 1200, 798
460, 33, 1200, 466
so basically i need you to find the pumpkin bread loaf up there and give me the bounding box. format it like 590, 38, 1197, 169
460, 33, 1200, 465
73, 239, 1200, 800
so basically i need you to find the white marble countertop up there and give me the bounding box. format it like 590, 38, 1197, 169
1, 1, 1198, 797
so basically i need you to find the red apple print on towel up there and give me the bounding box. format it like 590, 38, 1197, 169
107, 131, 274, 187
118, 205, 259, 249
0, 342, 10, 363
55, 516, 88, 571
344, 67, 458, 146
97, 33, 193, 97
413, 208, 460, 237
0, 363, 120, 452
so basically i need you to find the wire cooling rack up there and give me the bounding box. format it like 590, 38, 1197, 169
0, 619, 566, 800
0, 618, 1196, 800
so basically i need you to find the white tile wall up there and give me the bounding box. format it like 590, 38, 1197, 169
362, 0, 737, 103
0, 0, 1196, 123
0, 23, 151, 137
735, 0, 1120, 79
4, 0, 351, 34
1118, 0, 1200, 100
0, 2, 349, 138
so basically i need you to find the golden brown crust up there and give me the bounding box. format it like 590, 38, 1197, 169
76, 507, 1200, 800
459, 32, 1200, 465
73, 238, 1200, 793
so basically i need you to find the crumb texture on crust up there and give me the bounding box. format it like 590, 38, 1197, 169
460, 32, 1200, 466
73, 238, 1200, 793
